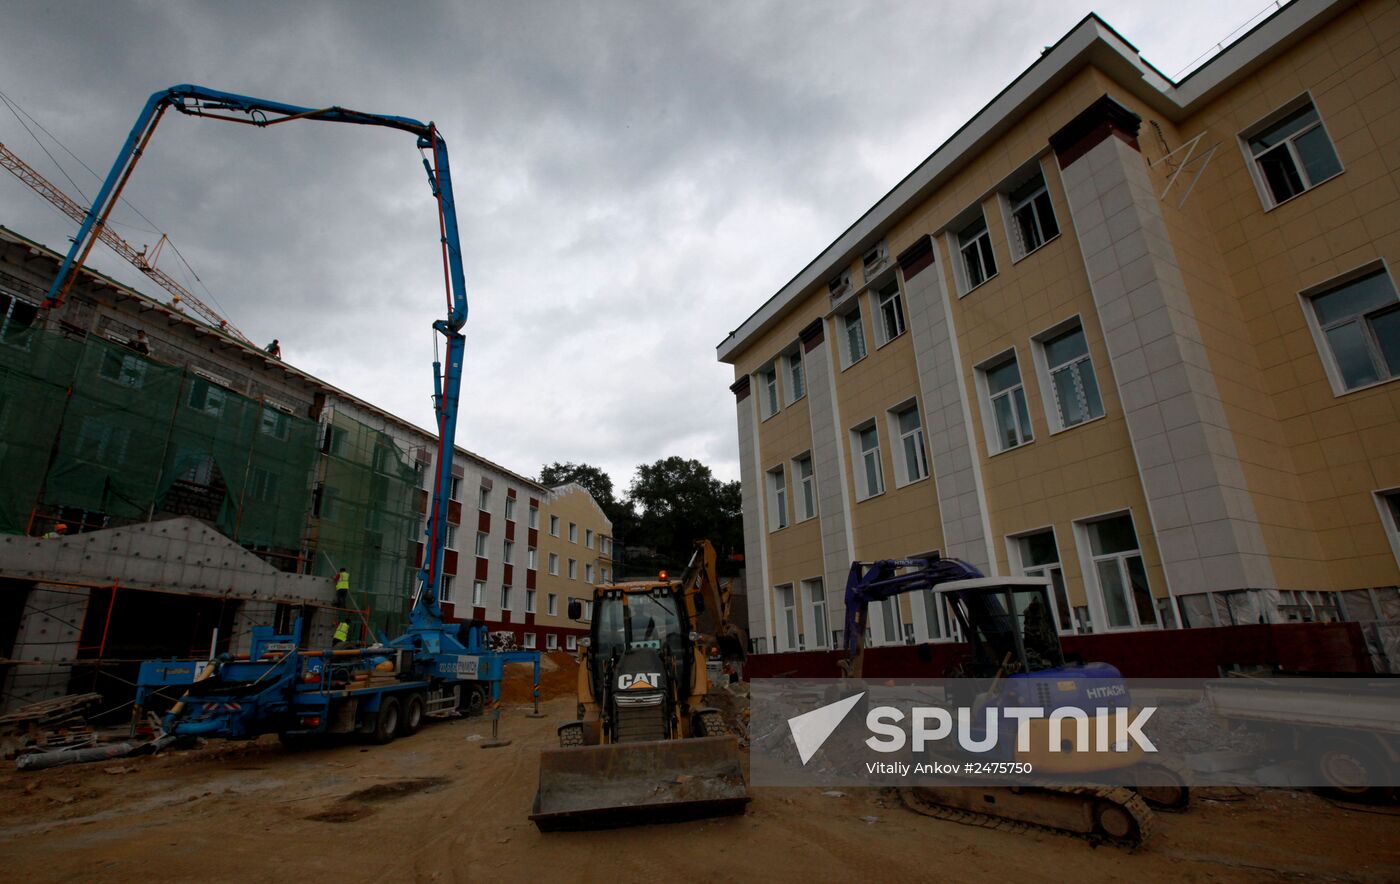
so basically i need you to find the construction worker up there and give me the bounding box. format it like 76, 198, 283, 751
264, 339, 282, 359
333, 620, 351, 648
131, 330, 151, 356
334, 568, 350, 608
41, 523, 68, 540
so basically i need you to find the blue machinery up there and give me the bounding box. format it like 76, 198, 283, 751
46, 85, 538, 742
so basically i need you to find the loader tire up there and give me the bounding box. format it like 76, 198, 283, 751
558, 722, 585, 748
372, 697, 401, 745
399, 693, 426, 738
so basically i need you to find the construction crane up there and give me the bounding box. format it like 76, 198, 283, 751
0, 140, 255, 346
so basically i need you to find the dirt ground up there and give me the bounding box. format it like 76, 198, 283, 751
2, 667, 1398, 883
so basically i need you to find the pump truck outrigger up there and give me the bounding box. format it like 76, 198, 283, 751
530, 539, 750, 830
841, 555, 1189, 847
36, 85, 539, 750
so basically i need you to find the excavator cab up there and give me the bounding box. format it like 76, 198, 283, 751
943, 578, 1066, 677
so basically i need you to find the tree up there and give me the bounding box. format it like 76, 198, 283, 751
625, 456, 742, 571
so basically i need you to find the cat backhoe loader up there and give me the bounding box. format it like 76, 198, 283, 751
530, 540, 750, 830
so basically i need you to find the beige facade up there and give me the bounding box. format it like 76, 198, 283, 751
719, 0, 1400, 654
532, 483, 613, 650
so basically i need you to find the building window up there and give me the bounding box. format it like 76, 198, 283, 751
956, 214, 997, 292
566, 635, 578, 651
478, 485, 490, 512
583, 600, 593, 620
877, 597, 904, 646
1007, 173, 1059, 258
601, 537, 611, 556
524, 632, 536, 649
440, 575, 455, 603
505, 497, 515, 521
1082, 514, 1156, 630
472, 580, 484, 606
0, 292, 39, 345
1038, 322, 1103, 430
802, 578, 827, 649
549, 514, 559, 536
568, 522, 577, 543
889, 402, 929, 485
786, 348, 806, 403
980, 352, 1033, 452
187, 379, 226, 417
1014, 530, 1073, 634
1306, 268, 1400, 392
1244, 99, 1342, 208
501, 585, 512, 611
529, 504, 539, 529
472, 530, 485, 556
98, 350, 146, 389
526, 589, 536, 613
548, 553, 559, 575
767, 466, 788, 530
760, 364, 780, 419
874, 280, 906, 346
839, 305, 867, 368
503, 539, 514, 564
585, 528, 593, 548
853, 422, 885, 500
794, 454, 816, 522
449, 476, 462, 501
568, 558, 577, 580
776, 584, 798, 651
584, 563, 593, 583
528, 547, 538, 570
546, 633, 558, 651
547, 592, 558, 616
601, 567, 610, 583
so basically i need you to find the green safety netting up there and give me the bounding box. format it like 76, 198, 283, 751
0, 326, 421, 633
313, 410, 421, 637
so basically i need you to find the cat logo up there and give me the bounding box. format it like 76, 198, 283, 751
617, 672, 661, 690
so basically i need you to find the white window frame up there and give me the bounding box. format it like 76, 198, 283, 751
478, 485, 490, 512
440, 575, 455, 603
450, 476, 462, 502
775, 583, 798, 651
546, 633, 559, 650
873, 279, 907, 347
585, 563, 594, 583
566, 634, 578, 651
802, 577, 827, 649
526, 588, 536, 613
529, 504, 539, 529
503, 539, 514, 564
472, 530, 485, 556
759, 363, 780, 419
523, 632, 536, 649
568, 522, 577, 543
886, 399, 929, 487
850, 420, 885, 501
767, 465, 788, 531
1031, 317, 1104, 433
505, 497, 516, 521
951, 211, 997, 295
837, 301, 868, 369
548, 552, 559, 576
793, 453, 817, 523
1073, 511, 1159, 632
1299, 263, 1400, 396
547, 592, 558, 616
549, 514, 559, 536
1006, 527, 1076, 635
976, 349, 1033, 454
501, 585, 513, 611
528, 546, 537, 570
585, 528, 593, 548
1238, 93, 1344, 210
568, 558, 577, 580
472, 580, 484, 606
1002, 170, 1060, 261
785, 347, 806, 404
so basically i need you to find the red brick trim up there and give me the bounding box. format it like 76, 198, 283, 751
897, 235, 935, 281
730, 375, 751, 401
1049, 95, 1141, 169
799, 318, 825, 353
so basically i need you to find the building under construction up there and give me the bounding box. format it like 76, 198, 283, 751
0, 225, 612, 716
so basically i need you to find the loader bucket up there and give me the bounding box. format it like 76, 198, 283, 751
531, 735, 749, 831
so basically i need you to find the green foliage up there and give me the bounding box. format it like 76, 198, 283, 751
625, 456, 742, 572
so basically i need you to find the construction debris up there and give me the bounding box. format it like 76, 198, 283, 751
0, 693, 102, 760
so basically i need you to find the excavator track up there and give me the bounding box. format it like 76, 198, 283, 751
897, 782, 1156, 848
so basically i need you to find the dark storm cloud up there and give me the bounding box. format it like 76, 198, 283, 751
1, 0, 1258, 486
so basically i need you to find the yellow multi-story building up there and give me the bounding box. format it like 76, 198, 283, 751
531, 483, 613, 651
718, 0, 1400, 657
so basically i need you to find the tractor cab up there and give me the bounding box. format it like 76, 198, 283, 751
941, 577, 1066, 677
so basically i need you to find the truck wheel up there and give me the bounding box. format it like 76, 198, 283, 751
372, 697, 401, 745
558, 722, 584, 747
399, 693, 426, 737
459, 683, 487, 718
1316, 736, 1388, 801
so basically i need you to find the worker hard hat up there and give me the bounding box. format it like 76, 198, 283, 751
55, 523, 68, 533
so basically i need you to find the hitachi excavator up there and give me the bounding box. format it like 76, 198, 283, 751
530, 539, 750, 830
841, 555, 1189, 847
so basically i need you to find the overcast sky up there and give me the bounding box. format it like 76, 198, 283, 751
0, 0, 1274, 488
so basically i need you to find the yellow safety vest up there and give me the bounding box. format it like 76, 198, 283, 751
336, 572, 350, 591
334, 622, 350, 642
